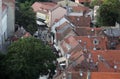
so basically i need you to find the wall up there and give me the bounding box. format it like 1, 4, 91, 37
5, 1, 15, 37
50, 7, 67, 27
36, 12, 46, 20
0, 6, 7, 49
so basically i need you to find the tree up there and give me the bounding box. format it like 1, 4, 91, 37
90, 0, 102, 8
15, 1, 37, 34
97, 0, 120, 26
0, 53, 8, 79
4, 37, 56, 79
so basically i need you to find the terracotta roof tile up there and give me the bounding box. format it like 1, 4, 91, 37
69, 45, 84, 65
91, 50, 120, 72
72, 6, 89, 12
67, 16, 91, 27
75, 27, 103, 36
75, 36, 107, 50
64, 36, 79, 48
60, 35, 79, 53
32, 2, 57, 12
116, 44, 120, 50
91, 72, 120, 79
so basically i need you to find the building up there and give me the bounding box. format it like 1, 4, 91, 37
32, 2, 67, 27
0, 0, 15, 50
57, 0, 84, 8
3, 0, 15, 36
75, 0, 91, 4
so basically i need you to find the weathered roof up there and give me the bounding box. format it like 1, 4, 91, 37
91, 72, 120, 79
56, 22, 75, 41
75, 27, 103, 36
66, 16, 91, 27
75, 36, 107, 50
104, 28, 120, 37
91, 50, 120, 72
31, 2, 57, 12
72, 6, 89, 12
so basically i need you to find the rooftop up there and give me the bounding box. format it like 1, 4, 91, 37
67, 16, 91, 27
32, 2, 57, 12
75, 36, 107, 50
91, 72, 120, 79
104, 28, 120, 37
56, 22, 75, 41
91, 50, 120, 72
72, 6, 89, 13
75, 27, 103, 36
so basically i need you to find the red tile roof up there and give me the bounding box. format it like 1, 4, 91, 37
91, 50, 120, 72
75, 36, 107, 50
72, 6, 89, 13
69, 45, 85, 65
75, 27, 103, 36
32, 2, 57, 12
91, 72, 120, 79
60, 35, 79, 53
116, 44, 120, 50
67, 16, 91, 27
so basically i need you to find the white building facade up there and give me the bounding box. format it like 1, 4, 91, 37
0, 0, 15, 50
0, 1, 7, 49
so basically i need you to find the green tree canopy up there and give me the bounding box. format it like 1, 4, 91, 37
4, 37, 56, 79
90, 0, 102, 8
15, 1, 37, 34
97, 0, 120, 26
